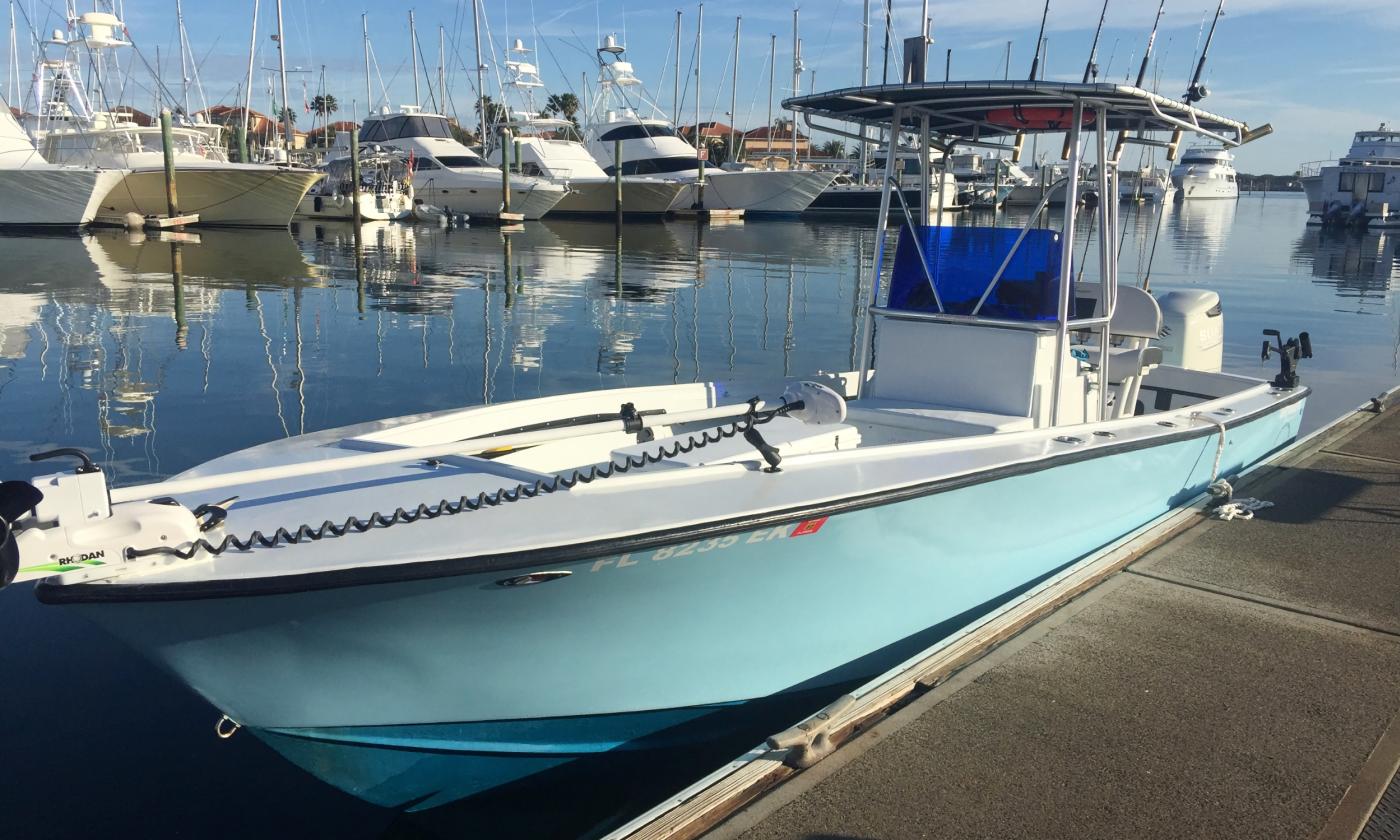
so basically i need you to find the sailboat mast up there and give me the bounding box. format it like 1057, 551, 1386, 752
176, 0, 191, 116
409, 10, 419, 108
361, 13, 371, 111
438, 25, 445, 116
1081, 0, 1108, 83
673, 11, 681, 124
858, 0, 869, 183
274, 0, 291, 154
241, 0, 259, 158
790, 8, 798, 165
728, 15, 739, 161
694, 2, 702, 156
767, 34, 774, 154
472, 0, 484, 142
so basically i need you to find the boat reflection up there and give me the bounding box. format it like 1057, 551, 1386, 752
1290, 227, 1399, 309
1171, 198, 1237, 275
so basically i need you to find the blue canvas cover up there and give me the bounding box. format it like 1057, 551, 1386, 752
887, 225, 1067, 321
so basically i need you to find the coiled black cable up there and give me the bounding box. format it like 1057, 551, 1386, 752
128, 398, 799, 561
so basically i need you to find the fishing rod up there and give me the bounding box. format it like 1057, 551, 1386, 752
1081, 0, 1109, 83
1186, 0, 1225, 102
1111, 0, 1166, 162
1027, 0, 1050, 81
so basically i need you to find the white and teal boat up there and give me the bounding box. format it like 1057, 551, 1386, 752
1, 79, 1307, 812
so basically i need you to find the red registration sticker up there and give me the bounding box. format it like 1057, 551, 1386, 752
790, 517, 828, 537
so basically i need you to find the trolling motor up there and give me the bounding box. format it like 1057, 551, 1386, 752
0, 448, 202, 590
1261, 329, 1313, 389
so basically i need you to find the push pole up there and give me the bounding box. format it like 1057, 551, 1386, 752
160, 109, 180, 218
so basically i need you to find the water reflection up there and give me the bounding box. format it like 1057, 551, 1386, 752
1171, 199, 1237, 275
1291, 227, 1399, 308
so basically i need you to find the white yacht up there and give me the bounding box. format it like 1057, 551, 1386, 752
1119, 166, 1175, 202
1301, 125, 1400, 228
1171, 145, 1238, 200
485, 41, 684, 217
585, 37, 834, 215
806, 152, 959, 216
359, 106, 566, 221
27, 10, 321, 227
0, 102, 126, 226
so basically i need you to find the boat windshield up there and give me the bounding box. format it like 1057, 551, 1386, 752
605, 156, 699, 176
361, 115, 455, 142
436, 155, 490, 168
598, 123, 681, 142
887, 225, 1066, 321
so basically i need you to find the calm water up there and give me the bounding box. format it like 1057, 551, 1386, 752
1, 195, 1397, 838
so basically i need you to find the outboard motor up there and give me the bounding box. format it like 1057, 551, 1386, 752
1156, 290, 1224, 372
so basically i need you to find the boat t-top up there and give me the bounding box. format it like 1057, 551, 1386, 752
585, 34, 835, 215
2, 65, 1304, 812
1171, 144, 1238, 200
1300, 125, 1400, 228
359, 105, 566, 222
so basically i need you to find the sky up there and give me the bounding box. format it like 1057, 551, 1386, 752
7, 0, 1398, 173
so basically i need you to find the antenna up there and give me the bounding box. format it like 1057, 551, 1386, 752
1027, 0, 1049, 81
1186, 0, 1225, 102
1081, 0, 1108, 83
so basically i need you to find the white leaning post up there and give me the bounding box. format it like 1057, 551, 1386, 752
1050, 97, 1085, 427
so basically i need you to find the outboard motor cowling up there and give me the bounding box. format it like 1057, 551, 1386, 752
1156, 290, 1223, 372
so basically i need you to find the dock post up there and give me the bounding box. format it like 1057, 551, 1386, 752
513, 139, 521, 174
500, 127, 512, 217
236, 119, 248, 163
160, 109, 180, 218
614, 139, 624, 226
349, 128, 363, 227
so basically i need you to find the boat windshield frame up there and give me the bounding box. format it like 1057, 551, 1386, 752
784, 79, 1261, 424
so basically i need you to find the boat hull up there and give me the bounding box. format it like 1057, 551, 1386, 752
415, 179, 566, 221
92, 167, 324, 227
1172, 173, 1238, 200
549, 177, 685, 216
297, 190, 413, 221
0, 168, 127, 226
677, 169, 836, 214
60, 395, 1304, 810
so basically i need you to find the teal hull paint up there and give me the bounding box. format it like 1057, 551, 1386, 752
76, 400, 1305, 809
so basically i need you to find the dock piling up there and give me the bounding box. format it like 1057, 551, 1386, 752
615, 139, 624, 226
349, 128, 362, 227
500, 127, 512, 217
159, 109, 180, 218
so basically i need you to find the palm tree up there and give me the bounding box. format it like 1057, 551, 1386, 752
310, 94, 338, 117
818, 139, 845, 158
475, 95, 507, 131
545, 92, 581, 127
276, 106, 297, 126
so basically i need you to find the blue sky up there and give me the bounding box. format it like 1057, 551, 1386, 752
11, 0, 1397, 172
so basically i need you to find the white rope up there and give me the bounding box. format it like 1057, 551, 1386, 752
1193, 411, 1273, 522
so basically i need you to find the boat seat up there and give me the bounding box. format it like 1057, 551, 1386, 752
1073, 284, 1163, 418
608, 416, 861, 469
847, 398, 1035, 437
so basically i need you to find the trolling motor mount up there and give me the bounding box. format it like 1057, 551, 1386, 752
1261, 329, 1313, 389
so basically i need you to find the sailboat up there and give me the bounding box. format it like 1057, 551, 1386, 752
584, 35, 834, 215
486, 39, 684, 216
28, 7, 322, 227
3, 56, 1304, 816
0, 101, 126, 226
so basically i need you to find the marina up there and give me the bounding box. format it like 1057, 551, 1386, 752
0, 0, 1398, 837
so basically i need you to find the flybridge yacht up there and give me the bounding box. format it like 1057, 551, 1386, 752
1171, 144, 1238, 199
28, 10, 321, 227
360, 106, 566, 221
4, 77, 1305, 813
585, 36, 835, 214
1301, 125, 1400, 228
485, 40, 684, 216
0, 101, 126, 226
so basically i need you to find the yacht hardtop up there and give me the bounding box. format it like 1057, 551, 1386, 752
2, 78, 1305, 813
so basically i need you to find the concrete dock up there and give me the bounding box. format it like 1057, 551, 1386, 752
613, 396, 1400, 840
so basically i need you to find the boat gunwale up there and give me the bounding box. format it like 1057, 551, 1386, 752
34, 385, 1308, 605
